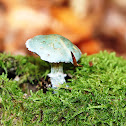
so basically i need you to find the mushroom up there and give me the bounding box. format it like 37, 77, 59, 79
26, 34, 82, 88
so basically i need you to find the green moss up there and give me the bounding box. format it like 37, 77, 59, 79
0, 53, 50, 84
0, 51, 126, 125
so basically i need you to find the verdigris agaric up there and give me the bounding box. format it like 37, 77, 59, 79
26, 34, 82, 88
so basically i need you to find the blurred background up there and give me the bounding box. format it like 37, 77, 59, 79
0, 0, 126, 57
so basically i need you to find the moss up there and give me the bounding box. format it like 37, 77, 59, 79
0, 51, 126, 125
0, 53, 50, 84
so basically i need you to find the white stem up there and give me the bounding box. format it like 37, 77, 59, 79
48, 63, 66, 88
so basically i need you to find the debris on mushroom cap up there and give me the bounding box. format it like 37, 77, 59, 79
26, 34, 82, 63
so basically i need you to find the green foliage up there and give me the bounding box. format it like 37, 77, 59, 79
0, 51, 126, 125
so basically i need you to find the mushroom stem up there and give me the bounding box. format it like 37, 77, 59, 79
48, 63, 66, 88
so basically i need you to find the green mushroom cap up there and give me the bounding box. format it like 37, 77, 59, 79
26, 34, 82, 63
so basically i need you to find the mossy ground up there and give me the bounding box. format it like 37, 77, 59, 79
0, 51, 126, 125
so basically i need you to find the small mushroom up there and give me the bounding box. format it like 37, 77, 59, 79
26, 34, 82, 88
